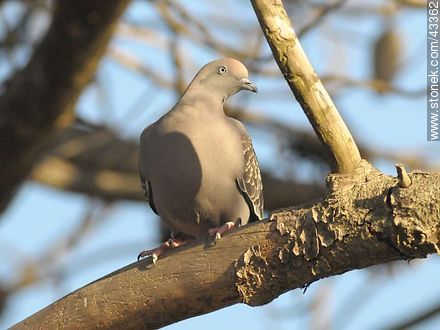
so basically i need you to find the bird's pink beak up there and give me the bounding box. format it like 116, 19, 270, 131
240, 78, 258, 93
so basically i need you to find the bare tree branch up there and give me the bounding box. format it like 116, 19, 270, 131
386, 300, 440, 330
0, 0, 130, 213
13, 162, 440, 328
250, 0, 361, 174
297, 0, 348, 38
30, 118, 435, 209
30, 123, 324, 209
321, 75, 426, 97
109, 47, 175, 89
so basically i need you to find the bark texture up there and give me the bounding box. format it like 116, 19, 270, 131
13, 161, 440, 329
250, 0, 361, 174
0, 0, 130, 213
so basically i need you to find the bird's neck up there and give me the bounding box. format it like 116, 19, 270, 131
179, 85, 226, 111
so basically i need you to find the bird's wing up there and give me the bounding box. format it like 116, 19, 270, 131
139, 125, 158, 215
139, 171, 158, 215
231, 120, 264, 221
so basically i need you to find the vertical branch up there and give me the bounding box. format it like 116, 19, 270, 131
250, 0, 361, 174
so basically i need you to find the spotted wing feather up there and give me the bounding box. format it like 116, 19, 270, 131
236, 134, 264, 221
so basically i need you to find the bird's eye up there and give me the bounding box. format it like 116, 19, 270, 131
217, 65, 227, 75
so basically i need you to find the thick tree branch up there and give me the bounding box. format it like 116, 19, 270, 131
14, 161, 440, 329
250, 0, 361, 174
0, 0, 130, 213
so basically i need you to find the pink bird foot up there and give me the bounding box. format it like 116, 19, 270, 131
137, 238, 186, 264
208, 221, 237, 242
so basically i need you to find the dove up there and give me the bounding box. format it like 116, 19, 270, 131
138, 58, 263, 263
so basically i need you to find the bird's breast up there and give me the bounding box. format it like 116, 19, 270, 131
143, 111, 247, 235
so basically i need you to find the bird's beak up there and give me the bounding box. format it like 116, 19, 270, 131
240, 78, 258, 93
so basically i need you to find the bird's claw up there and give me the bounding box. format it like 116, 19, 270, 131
215, 232, 222, 242
137, 248, 160, 263
137, 238, 185, 264
207, 221, 237, 245
137, 250, 149, 261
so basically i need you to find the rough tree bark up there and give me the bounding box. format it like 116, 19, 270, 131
0, 0, 130, 213
13, 162, 440, 329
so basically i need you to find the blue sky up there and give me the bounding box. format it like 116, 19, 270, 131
0, 0, 439, 329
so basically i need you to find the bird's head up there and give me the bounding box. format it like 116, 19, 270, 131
192, 58, 258, 100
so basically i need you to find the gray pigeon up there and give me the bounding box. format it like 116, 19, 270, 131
138, 58, 263, 262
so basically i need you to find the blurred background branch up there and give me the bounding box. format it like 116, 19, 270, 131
0, 0, 130, 213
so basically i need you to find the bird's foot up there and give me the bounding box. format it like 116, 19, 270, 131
137, 238, 186, 264
208, 221, 237, 242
